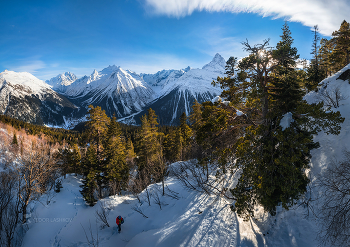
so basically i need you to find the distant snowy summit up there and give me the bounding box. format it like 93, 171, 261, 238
0, 70, 79, 125
51, 65, 155, 119
141, 66, 191, 91
123, 53, 226, 125
46, 72, 77, 93
202, 53, 226, 72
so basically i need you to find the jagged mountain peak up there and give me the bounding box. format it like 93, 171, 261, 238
184, 66, 191, 72
60, 64, 154, 119
46, 72, 77, 88
101, 65, 120, 74
202, 53, 226, 72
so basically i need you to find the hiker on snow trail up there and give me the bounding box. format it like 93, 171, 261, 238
116, 215, 124, 233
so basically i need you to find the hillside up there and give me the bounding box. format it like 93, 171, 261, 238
16, 64, 350, 246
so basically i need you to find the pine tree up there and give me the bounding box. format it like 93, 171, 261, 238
306, 25, 326, 91
85, 105, 110, 198
86, 105, 110, 165
189, 100, 203, 129
179, 112, 193, 159
330, 20, 350, 71
80, 145, 99, 206
163, 129, 178, 162
11, 133, 18, 146
104, 116, 128, 195
231, 22, 344, 218
125, 138, 136, 167
201, 22, 345, 218
137, 109, 165, 189
319, 38, 334, 76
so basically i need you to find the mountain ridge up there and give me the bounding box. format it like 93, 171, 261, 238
1, 54, 226, 127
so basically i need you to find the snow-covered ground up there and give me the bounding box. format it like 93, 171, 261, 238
21, 168, 318, 247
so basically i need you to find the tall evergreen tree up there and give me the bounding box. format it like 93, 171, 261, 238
234, 23, 344, 217
85, 105, 110, 165
202, 22, 345, 218
137, 109, 165, 189
189, 100, 203, 129
163, 129, 179, 162
80, 145, 99, 206
80, 105, 110, 203
125, 137, 136, 167
319, 38, 334, 76
104, 116, 128, 195
179, 112, 193, 159
11, 133, 18, 146
330, 20, 350, 71
306, 25, 326, 91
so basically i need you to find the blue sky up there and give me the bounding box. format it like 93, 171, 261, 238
1, 0, 349, 80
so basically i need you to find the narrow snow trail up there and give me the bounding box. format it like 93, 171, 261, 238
21, 175, 84, 247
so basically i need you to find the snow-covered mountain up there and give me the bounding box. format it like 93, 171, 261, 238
45, 72, 77, 93
202, 53, 226, 72
123, 53, 225, 125
141, 66, 191, 97
58, 65, 155, 119
2, 54, 225, 127
0, 70, 80, 125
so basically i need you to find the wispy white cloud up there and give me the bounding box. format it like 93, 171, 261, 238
9, 60, 46, 74
192, 27, 254, 60
144, 0, 350, 36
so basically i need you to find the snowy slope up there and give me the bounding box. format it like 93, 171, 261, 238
57, 66, 155, 119
123, 54, 225, 125
0, 70, 80, 125
141, 66, 191, 97
20, 166, 316, 247
305, 64, 350, 174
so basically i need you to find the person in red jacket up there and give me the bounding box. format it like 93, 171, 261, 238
116, 215, 124, 233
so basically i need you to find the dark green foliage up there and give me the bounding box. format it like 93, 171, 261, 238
330, 20, 350, 70
80, 145, 99, 206
12, 133, 18, 146
199, 22, 344, 219
104, 116, 129, 195
306, 25, 327, 91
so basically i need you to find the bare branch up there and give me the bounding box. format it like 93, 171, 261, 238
131, 206, 148, 218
